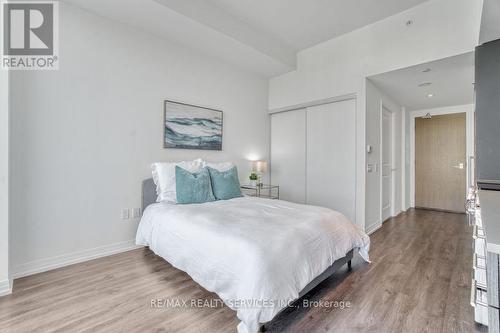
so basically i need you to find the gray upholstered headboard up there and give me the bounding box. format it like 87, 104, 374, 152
142, 178, 157, 213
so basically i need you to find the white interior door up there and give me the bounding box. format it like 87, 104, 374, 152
381, 108, 393, 221
306, 99, 356, 222
270, 109, 306, 204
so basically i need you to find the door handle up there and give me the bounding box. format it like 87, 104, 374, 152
452, 163, 464, 170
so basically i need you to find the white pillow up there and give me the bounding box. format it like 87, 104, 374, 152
205, 161, 235, 172
151, 158, 204, 203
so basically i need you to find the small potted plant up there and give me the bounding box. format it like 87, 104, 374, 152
249, 172, 258, 187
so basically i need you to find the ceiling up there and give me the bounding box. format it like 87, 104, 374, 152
62, 0, 430, 77
369, 52, 475, 111
205, 0, 430, 50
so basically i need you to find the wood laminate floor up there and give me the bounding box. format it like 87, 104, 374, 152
0, 209, 486, 333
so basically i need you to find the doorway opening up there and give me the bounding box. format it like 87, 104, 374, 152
367, 51, 474, 217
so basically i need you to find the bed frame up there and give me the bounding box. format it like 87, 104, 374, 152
141, 178, 353, 331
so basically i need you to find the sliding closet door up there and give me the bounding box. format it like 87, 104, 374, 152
306, 99, 356, 222
271, 109, 306, 204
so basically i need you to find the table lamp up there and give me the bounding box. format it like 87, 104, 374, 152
254, 160, 268, 187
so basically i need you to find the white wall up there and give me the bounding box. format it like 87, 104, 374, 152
408, 104, 475, 207
480, 0, 500, 44
269, 0, 482, 230
0, 69, 10, 295
9, 3, 270, 277
365, 80, 403, 233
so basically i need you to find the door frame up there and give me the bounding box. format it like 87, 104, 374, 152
409, 104, 474, 208
380, 103, 396, 222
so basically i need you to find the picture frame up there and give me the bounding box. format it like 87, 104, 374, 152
163, 100, 223, 150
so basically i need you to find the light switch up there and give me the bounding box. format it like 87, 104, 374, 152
132, 208, 142, 219
121, 208, 130, 220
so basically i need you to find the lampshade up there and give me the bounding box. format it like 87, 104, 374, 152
254, 160, 268, 174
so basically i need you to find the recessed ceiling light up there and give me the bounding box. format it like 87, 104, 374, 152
427, 93, 434, 98
422, 68, 431, 73
418, 82, 432, 87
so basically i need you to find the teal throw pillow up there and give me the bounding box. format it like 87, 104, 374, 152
207, 166, 243, 200
175, 166, 216, 204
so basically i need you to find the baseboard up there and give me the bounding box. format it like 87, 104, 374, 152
393, 210, 403, 217
0, 278, 12, 297
365, 221, 382, 235
414, 206, 465, 214
13, 240, 143, 279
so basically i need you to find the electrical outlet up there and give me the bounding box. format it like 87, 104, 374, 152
121, 208, 130, 220
132, 208, 141, 219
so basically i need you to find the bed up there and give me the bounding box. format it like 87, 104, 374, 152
137, 178, 370, 333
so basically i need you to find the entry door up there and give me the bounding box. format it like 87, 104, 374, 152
381, 108, 393, 221
415, 113, 466, 212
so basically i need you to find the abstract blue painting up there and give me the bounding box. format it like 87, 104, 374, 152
164, 101, 223, 150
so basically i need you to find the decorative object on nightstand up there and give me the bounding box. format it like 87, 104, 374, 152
241, 184, 279, 200
249, 172, 258, 187
252, 160, 268, 186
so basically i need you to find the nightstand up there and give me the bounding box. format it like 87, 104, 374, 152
241, 184, 279, 199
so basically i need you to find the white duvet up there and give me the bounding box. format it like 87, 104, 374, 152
136, 196, 370, 333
